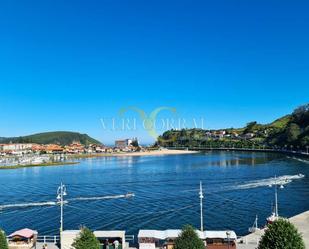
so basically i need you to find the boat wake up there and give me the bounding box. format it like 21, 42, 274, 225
233, 174, 305, 190
0, 201, 57, 210
0, 193, 134, 211
69, 193, 135, 201
287, 156, 309, 164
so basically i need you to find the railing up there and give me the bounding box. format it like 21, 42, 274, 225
125, 234, 135, 243
37, 235, 60, 244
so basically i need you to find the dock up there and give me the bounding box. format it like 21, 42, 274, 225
237, 210, 309, 249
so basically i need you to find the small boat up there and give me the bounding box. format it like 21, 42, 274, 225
125, 192, 135, 198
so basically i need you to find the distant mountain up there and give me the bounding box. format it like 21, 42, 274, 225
0, 131, 101, 146
157, 103, 309, 148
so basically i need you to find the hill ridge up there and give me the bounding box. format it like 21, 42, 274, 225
0, 131, 101, 146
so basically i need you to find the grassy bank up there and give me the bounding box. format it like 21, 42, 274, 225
0, 161, 79, 170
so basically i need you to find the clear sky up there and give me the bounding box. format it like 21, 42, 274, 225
0, 0, 308, 144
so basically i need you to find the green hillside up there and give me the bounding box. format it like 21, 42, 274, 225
0, 131, 101, 146
157, 104, 309, 149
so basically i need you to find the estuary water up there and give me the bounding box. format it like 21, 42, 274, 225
0, 151, 309, 237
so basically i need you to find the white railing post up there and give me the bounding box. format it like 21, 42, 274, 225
44, 236, 46, 243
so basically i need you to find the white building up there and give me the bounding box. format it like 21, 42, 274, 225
61, 230, 127, 249
0, 143, 33, 152
115, 139, 133, 148
138, 229, 237, 249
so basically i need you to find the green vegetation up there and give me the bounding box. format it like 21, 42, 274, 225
72, 227, 100, 249
258, 219, 305, 249
174, 225, 204, 249
0, 131, 101, 146
0, 161, 79, 170
157, 104, 309, 149
0, 229, 8, 249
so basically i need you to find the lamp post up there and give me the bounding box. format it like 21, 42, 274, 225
226, 231, 231, 249
199, 181, 204, 232
57, 183, 67, 233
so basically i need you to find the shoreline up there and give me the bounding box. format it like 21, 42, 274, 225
68, 149, 199, 159
166, 147, 309, 158
110, 149, 199, 157
0, 150, 197, 169
0, 161, 79, 170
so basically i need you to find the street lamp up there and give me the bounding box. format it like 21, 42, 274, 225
226, 231, 231, 249
57, 183, 67, 232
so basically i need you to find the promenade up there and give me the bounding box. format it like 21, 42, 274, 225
167, 146, 309, 159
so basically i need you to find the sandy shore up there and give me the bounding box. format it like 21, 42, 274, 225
66, 149, 199, 159
112, 149, 198, 157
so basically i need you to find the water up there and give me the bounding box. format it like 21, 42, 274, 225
0, 151, 309, 238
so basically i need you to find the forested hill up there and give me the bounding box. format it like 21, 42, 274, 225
0, 131, 101, 146
157, 104, 309, 149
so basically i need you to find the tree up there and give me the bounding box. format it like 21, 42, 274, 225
286, 123, 301, 143
258, 219, 305, 249
72, 227, 100, 249
174, 225, 204, 249
0, 229, 8, 249
293, 103, 309, 126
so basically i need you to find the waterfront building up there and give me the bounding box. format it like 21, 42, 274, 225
8, 228, 38, 249
138, 229, 237, 249
45, 144, 64, 153
61, 230, 127, 249
64, 141, 85, 154
0, 143, 34, 154
115, 139, 133, 149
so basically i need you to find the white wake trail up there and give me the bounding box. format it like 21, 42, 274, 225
288, 156, 309, 164
0, 201, 57, 210
69, 193, 135, 201
234, 174, 305, 190
0, 193, 134, 211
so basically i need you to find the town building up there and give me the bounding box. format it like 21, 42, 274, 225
115, 139, 133, 149
7, 228, 38, 249
138, 229, 237, 249
61, 230, 127, 249
0, 143, 33, 152
64, 141, 85, 154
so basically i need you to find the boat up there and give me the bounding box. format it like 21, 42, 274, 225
248, 215, 260, 233
266, 176, 280, 224
125, 192, 135, 198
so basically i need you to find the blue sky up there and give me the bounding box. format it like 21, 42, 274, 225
0, 0, 308, 144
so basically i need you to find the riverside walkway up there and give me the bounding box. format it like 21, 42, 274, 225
29, 211, 309, 249
237, 210, 309, 249
36, 242, 59, 249
167, 146, 309, 158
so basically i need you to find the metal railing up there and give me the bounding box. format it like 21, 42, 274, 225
37, 235, 60, 244
125, 234, 135, 244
